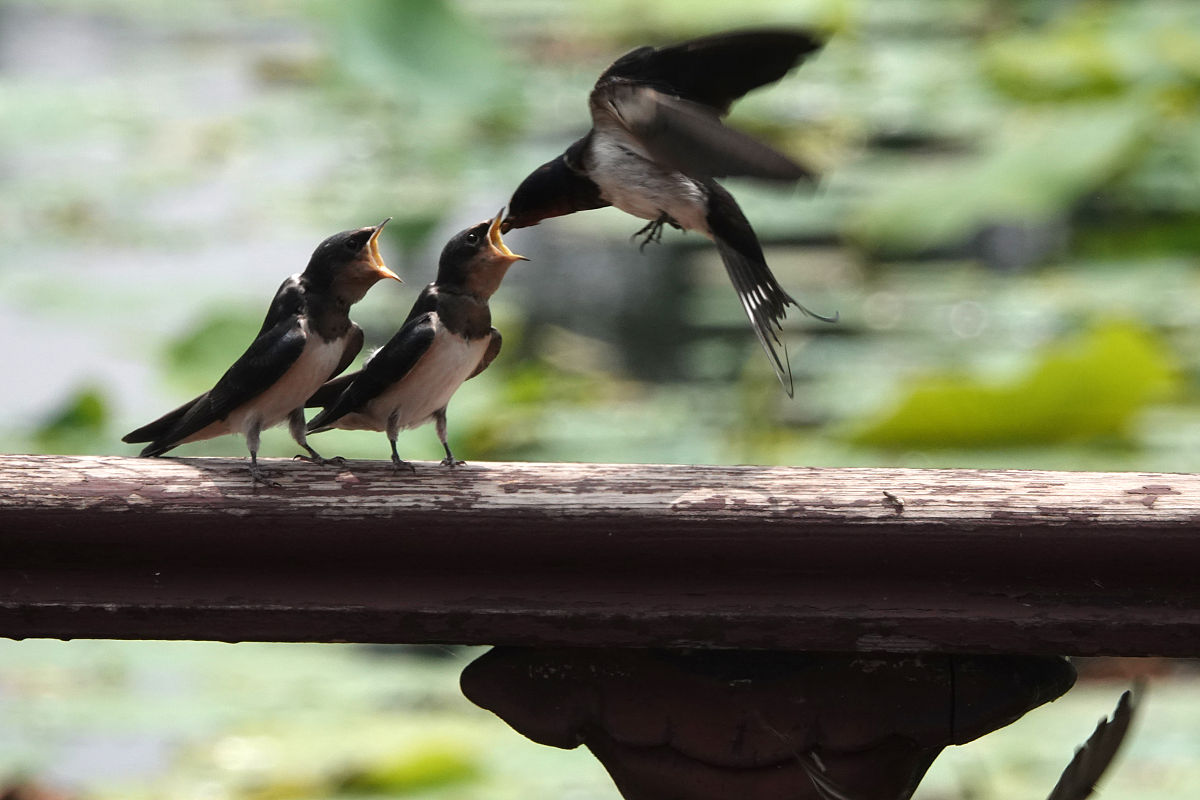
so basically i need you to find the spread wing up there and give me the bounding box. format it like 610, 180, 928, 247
307, 312, 438, 432
601, 85, 813, 182
591, 29, 825, 183
596, 29, 825, 114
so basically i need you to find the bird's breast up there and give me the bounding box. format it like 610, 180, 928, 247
587, 133, 710, 233
228, 320, 347, 436
359, 322, 489, 433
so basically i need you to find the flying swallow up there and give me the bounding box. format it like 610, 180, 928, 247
501, 28, 833, 396
122, 220, 401, 485
305, 210, 526, 471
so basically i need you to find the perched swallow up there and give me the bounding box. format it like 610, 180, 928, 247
305, 211, 526, 471
122, 220, 401, 485
502, 28, 833, 396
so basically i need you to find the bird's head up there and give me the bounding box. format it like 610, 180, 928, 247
305, 218, 402, 304
500, 154, 579, 233
439, 210, 529, 299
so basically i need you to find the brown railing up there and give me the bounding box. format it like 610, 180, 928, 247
2, 454, 1197, 656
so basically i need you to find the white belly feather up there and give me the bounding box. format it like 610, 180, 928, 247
183, 318, 346, 443
587, 134, 711, 234
335, 321, 488, 434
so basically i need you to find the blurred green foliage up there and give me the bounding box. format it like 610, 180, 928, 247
851, 321, 1178, 448
335, 743, 481, 794
847, 105, 1147, 253
4, 0, 1200, 473
33, 385, 111, 454
5, 6, 1200, 800
164, 308, 263, 392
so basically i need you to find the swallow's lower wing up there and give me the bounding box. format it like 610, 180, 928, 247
307, 313, 438, 431
156, 314, 308, 447
329, 323, 364, 381
467, 329, 502, 380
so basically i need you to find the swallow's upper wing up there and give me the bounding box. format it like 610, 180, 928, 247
255, 274, 306, 335
596, 29, 825, 114
601, 85, 813, 182
307, 312, 438, 432
403, 283, 441, 325
306, 290, 435, 411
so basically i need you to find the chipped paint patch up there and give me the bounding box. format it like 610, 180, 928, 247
670, 489, 773, 512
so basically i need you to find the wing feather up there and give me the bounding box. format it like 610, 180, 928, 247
133, 315, 308, 456
307, 313, 438, 432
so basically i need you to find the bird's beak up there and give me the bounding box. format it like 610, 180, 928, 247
367, 217, 402, 282
488, 209, 528, 262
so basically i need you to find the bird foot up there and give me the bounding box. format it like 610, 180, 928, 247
391, 456, 417, 474
249, 466, 282, 489
631, 213, 677, 252
441, 456, 467, 468
293, 453, 345, 467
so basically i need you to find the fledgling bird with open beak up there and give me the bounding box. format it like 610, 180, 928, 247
501, 28, 834, 396
122, 220, 401, 485
305, 211, 527, 471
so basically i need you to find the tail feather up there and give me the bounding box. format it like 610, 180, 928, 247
137, 439, 180, 458
305, 406, 339, 434
713, 236, 794, 394
304, 371, 359, 433
305, 371, 357, 408
706, 182, 836, 397
123, 395, 204, 457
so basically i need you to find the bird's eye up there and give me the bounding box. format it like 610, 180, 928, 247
465, 232, 479, 246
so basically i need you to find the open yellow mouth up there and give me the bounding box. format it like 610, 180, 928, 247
488, 209, 529, 262
368, 218, 402, 282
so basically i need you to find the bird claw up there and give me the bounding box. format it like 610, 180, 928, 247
293, 453, 345, 467
441, 457, 466, 468
631, 214, 679, 252
391, 457, 417, 474
249, 467, 282, 489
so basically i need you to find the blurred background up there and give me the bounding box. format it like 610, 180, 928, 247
2, 0, 1199, 797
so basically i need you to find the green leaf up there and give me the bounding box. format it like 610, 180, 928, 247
334, 743, 480, 794
164, 308, 262, 392
334, 0, 512, 109
846, 104, 1149, 254
982, 30, 1132, 102
33, 385, 110, 454
850, 321, 1178, 449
